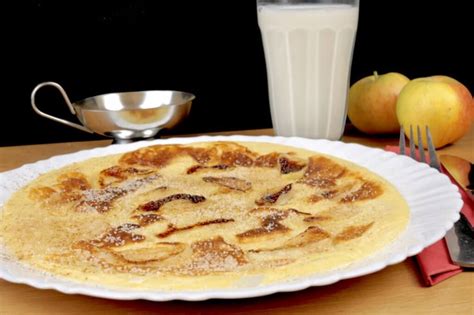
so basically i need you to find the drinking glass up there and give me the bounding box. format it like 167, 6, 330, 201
257, 0, 359, 139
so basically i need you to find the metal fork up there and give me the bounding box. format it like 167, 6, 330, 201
399, 125, 440, 170
399, 125, 474, 268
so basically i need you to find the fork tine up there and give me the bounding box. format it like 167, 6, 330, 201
426, 126, 441, 171
417, 125, 426, 163
399, 126, 406, 155
409, 125, 416, 159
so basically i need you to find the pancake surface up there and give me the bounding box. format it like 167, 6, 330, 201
0, 141, 409, 290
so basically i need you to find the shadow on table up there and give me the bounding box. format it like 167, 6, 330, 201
102, 277, 364, 314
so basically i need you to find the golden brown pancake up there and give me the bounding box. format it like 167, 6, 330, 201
0, 142, 409, 290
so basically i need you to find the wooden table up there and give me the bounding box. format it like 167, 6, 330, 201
1, 128, 473, 315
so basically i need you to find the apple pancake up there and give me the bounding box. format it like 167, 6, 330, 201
0, 141, 409, 290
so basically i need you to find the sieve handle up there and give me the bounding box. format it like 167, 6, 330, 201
31, 82, 93, 133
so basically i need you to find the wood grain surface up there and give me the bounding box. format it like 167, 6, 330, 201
1, 128, 473, 315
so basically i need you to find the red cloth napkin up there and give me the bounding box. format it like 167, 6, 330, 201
385, 146, 473, 286
443, 171, 474, 226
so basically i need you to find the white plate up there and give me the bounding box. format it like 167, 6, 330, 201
0, 136, 462, 301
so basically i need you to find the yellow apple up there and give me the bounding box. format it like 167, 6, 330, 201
396, 76, 473, 148
348, 72, 410, 134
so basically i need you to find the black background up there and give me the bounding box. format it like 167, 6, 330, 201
1, 0, 472, 146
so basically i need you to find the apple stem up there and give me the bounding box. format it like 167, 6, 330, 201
373, 71, 379, 80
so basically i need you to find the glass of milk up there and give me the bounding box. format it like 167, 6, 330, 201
257, 0, 359, 140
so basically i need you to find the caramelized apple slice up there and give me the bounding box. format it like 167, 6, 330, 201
236, 213, 291, 243
340, 182, 382, 203
255, 184, 292, 206
138, 194, 206, 212
202, 176, 252, 192
334, 222, 374, 243
112, 242, 186, 263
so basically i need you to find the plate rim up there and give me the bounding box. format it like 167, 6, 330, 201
0, 135, 463, 301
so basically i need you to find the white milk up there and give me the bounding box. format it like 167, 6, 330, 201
258, 4, 359, 139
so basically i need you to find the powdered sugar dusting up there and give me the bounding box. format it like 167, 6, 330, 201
77, 174, 161, 213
